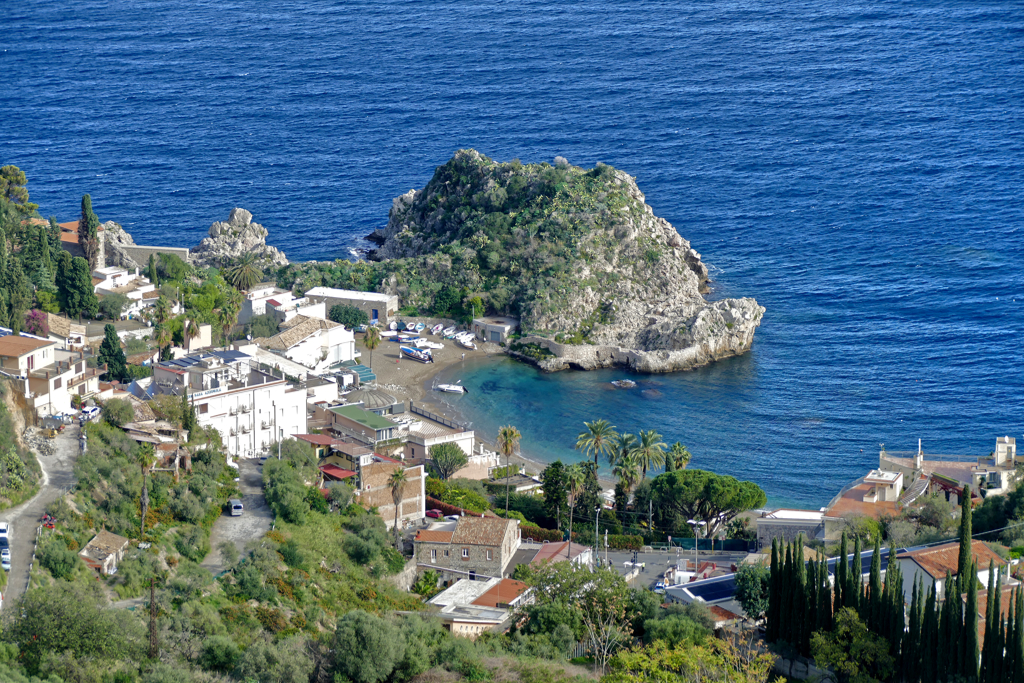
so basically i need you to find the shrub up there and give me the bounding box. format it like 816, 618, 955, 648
199, 635, 240, 673
39, 537, 80, 579
174, 525, 210, 564
328, 304, 370, 329
101, 398, 134, 428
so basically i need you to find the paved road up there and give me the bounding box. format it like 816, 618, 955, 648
3, 424, 80, 605
201, 459, 272, 575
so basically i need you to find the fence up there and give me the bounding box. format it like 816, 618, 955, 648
648, 538, 753, 552
410, 402, 466, 431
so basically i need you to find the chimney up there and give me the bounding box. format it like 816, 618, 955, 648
914, 439, 923, 469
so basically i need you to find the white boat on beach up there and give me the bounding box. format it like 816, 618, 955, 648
437, 381, 468, 394
442, 326, 456, 337
457, 337, 477, 350
415, 323, 425, 332
400, 345, 434, 363
389, 321, 398, 331
431, 324, 444, 335
421, 340, 444, 350
380, 330, 399, 338
405, 322, 416, 331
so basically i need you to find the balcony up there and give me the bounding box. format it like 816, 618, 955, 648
239, 405, 251, 413
261, 421, 271, 430
240, 425, 250, 434
230, 429, 237, 437
229, 408, 237, 416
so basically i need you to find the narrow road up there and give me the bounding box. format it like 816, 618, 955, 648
201, 459, 273, 575
4, 423, 80, 605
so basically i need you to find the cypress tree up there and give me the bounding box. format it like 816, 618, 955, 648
768, 539, 780, 642
1005, 596, 1016, 683
149, 252, 159, 286
980, 562, 999, 683
1014, 586, 1024, 683
79, 194, 101, 270
807, 557, 818, 643
868, 535, 882, 630
938, 572, 956, 682
850, 534, 863, 613
958, 485, 973, 592
884, 555, 903, 665
817, 558, 832, 632
97, 323, 128, 382
906, 579, 921, 683
794, 542, 809, 654
922, 582, 938, 683
835, 531, 847, 615
963, 560, 979, 683
780, 543, 793, 643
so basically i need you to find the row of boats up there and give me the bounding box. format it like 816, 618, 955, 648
382, 321, 478, 351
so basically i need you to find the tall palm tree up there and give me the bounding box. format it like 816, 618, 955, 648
153, 296, 171, 325
388, 467, 408, 550
565, 463, 586, 559
363, 326, 381, 371
496, 424, 522, 512
632, 429, 667, 479
609, 432, 638, 469
217, 289, 243, 344
666, 442, 692, 472
612, 453, 641, 496
225, 253, 262, 292
575, 419, 617, 469
184, 319, 200, 351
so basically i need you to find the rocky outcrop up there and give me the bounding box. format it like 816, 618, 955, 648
100, 221, 141, 270
372, 150, 764, 374
190, 208, 288, 268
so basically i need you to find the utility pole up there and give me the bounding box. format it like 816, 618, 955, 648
594, 506, 601, 567
648, 500, 653, 533
148, 578, 158, 659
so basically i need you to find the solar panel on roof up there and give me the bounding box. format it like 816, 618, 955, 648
686, 576, 737, 602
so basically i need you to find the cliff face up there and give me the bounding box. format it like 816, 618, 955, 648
372, 150, 764, 373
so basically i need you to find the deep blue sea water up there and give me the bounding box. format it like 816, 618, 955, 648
5, 1, 1024, 507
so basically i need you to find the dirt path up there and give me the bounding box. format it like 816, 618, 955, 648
3, 424, 80, 605
200, 459, 273, 575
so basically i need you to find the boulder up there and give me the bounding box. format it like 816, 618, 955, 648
191, 209, 288, 268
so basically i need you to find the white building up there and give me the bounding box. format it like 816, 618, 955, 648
140, 350, 307, 458
239, 283, 295, 325
0, 335, 101, 416
267, 297, 326, 325
303, 286, 398, 326
92, 266, 158, 318
252, 315, 356, 373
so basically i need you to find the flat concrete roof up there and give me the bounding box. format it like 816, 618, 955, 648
305, 286, 394, 303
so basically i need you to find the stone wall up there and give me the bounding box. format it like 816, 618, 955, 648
755, 521, 824, 550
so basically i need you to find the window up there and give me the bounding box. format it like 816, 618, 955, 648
461, 548, 469, 559
199, 404, 208, 414
76, 362, 83, 373
444, 550, 449, 558
53, 378, 61, 389
430, 549, 437, 563
486, 550, 492, 561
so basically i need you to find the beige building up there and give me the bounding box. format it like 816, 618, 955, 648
45, 313, 87, 350
0, 336, 100, 416
303, 287, 398, 326
79, 530, 130, 575
471, 316, 518, 344
427, 577, 531, 639
352, 453, 426, 530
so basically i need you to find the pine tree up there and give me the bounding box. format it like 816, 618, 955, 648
97, 324, 128, 382
963, 560, 979, 683
958, 484, 973, 592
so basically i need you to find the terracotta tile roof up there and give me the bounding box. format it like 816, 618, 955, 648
91, 277, 103, 286
898, 540, 1007, 580
80, 529, 129, 561
416, 530, 454, 543
531, 541, 590, 564
126, 351, 155, 365
262, 317, 335, 350
320, 464, 356, 480
976, 584, 1017, 622
709, 606, 741, 622
0, 335, 56, 357
280, 314, 341, 332
295, 433, 334, 446
142, 290, 160, 300
452, 517, 514, 547
824, 483, 898, 520
471, 579, 529, 608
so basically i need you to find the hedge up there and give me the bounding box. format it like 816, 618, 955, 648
522, 525, 562, 543
572, 531, 643, 550
426, 496, 476, 518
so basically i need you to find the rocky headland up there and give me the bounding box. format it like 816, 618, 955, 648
190, 208, 288, 269
367, 150, 764, 373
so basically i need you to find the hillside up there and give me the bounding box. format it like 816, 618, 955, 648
369, 150, 764, 372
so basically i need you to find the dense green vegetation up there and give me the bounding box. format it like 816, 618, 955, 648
0, 381, 42, 509
274, 152, 663, 336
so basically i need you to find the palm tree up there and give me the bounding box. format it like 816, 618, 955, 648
225, 253, 262, 292
609, 432, 638, 469
216, 289, 243, 344
632, 429, 667, 479
666, 442, 692, 472
153, 296, 171, 325
184, 319, 200, 351
565, 463, 586, 558
575, 419, 617, 469
612, 453, 641, 495
496, 424, 522, 512
363, 326, 381, 371
388, 467, 408, 550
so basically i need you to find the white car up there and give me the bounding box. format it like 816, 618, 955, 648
1, 549, 9, 572
443, 515, 461, 522
0, 523, 9, 542
81, 406, 100, 420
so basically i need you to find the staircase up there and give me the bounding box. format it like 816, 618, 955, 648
899, 474, 930, 507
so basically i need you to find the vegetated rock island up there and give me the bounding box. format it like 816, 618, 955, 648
107, 151, 764, 375
367, 150, 764, 373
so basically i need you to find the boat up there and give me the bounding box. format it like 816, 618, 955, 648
437, 381, 468, 394
457, 337, 477, 350
421, 340, 444, 350
611, 379, 637, 388
442, 326, 456, 337
354, 324, 368, 333
415, 323, 425, 332
389, 322, 398, 331
405, 322, 416, 331
431, 324, 444, 335
380, 330, 399, 338
400, 346, 434, 363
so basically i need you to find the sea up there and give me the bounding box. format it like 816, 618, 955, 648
5, 1, 1024, 507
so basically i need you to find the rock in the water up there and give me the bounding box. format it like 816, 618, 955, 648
191, 208, 288, 268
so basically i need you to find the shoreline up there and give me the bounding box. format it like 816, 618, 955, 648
363, 336, 617, 489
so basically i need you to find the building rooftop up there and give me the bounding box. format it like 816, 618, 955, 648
472, 579, 529, 608
344, 387, 399, 411
531, 541, 590, 564
451, 517, 515, 547
864, 469, 901, 484
473, 316, 519, 327
415, 530, 455, 543
429, 578, 500, 607
330, 405, 395, 431
79, 529, 129, 561
824, 482, 898, 520
304, 286, 394, 303
761, 508, 824, 521
46, 313, 85, 339
320, 464, 356, 480
0, 335, 56, 357
897, 540, 1007, 580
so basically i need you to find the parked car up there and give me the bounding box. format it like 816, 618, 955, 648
1, 549, 9, 572
229, 499, 244, 517
425, 509, 443, 519
81, 406, 100, 420
443, 515, 461, 522
0, 522, 9, 542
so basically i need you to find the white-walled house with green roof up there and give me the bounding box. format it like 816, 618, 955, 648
329, 404, 397, 444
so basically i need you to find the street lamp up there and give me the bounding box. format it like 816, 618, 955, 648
593, 506, 602, 567
687, 519, 705, 577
